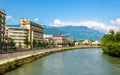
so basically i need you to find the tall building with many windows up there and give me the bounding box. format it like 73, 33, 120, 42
20, 18, 44, 44
0, 10, 6, 42
6, 26, 29, 48
6, 18, 44, 48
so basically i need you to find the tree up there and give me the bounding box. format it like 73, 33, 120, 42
0, 38, 2, 46
109, 29, 115, 35
9, 38, 15, 47
68, 42, 74, 46
19, 42, 22, 48
115, 31, 120, 42
101, 29, 120, 57
38, 41, 42, 47
24, 36, 30, 48
33, 39, 37, 48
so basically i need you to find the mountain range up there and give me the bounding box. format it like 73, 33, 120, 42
44, 25, 104, 40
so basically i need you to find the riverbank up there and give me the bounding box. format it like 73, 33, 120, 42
101, 30, 120, 57
0, 46, 99, 74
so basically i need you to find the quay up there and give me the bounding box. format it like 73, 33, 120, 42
0, 46, 99, 74
0, 47, 63, 65
0, 46, 99, 65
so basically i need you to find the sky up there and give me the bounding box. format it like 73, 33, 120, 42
1, 0, 120, 32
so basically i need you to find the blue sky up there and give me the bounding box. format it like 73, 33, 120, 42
1, 0, 120, 32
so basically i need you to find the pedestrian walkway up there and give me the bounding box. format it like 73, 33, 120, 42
0, 48, 62, 65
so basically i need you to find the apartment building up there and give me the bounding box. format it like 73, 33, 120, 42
0, 10, 6, 42
43, 34, 54, 43
82, 39, 92, 45
53, 34, 67, 45
6, 26, 29, 48
20, 18, 44, 46
5, 18, 44, 48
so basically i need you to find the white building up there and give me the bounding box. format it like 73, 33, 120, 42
92, 41, 100, 45
43, 34, 53, 43
6, 26, 29, 48
5, 18, 44, 48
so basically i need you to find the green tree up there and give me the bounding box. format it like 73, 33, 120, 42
9, 38, 15, 47
101, 29, 120, 57
68, 42, 74, 46
109, 29, 115, 35
115, 31, 120, 42
0, 38, 2, 46
24, 36, 30, 48
38, 41, 42, 47
33, 39, 37, 48
19, 42, 22, 49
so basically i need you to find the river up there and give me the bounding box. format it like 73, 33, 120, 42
4, 48, 120, 75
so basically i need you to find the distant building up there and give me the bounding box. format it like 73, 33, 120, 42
44, 34, 73, 47
82, 39, 92, 45
66, 37, 73, 43
92, 41, 100, 45
0, 10, 6, 42
43, 34, 53, 43
75, 42, 82, 46
53, 34, 68, 45
75, 42, 79, 46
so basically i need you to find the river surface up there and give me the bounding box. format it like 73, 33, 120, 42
5, 48, 120, 75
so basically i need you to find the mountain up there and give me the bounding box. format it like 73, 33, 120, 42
44, 25, 104, 40
44, 25, 67, 34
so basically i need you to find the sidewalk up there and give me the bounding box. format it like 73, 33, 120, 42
0, 48, 62, 65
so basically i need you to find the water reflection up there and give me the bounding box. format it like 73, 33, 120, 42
101, 54, 120, 75
5, 48, 120, 75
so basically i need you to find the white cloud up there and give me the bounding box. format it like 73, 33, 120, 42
49, 19, 119, 32
116, 18, 120, 25
34, 18, 39, 21
6, 15, 13, 20
110, 20, 115, 24
110, 18, 120, 26
54, 19, 61, 25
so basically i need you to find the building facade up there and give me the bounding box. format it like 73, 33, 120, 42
20, 18, 44, 47
43, 34, 53, 43
5, 18, 44, 48
6, 26, 29, 48
82, 39, 92, 45
53, 34, 67, 45
0, 10, 6, 42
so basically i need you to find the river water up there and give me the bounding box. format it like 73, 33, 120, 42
5, 48, 120, 75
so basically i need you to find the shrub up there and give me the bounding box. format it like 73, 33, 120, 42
101, 30, 120, 57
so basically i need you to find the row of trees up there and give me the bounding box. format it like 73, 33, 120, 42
0, 36, 52, 50
57, 42, 75, 46
101, 29, 120, 57
0, 36, 75, 50
0, 38, 15, 50
24, 37, 51, 48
